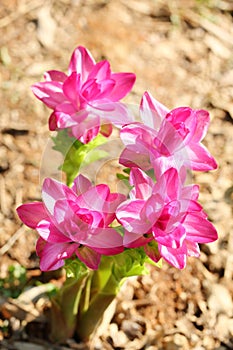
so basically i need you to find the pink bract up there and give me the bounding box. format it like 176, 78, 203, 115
116, 167, 218, 269
31, 46, 136, 143
17, 174, 125, 270
120, 91, 217, 175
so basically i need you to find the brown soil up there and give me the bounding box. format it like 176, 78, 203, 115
0, 1, 233, 349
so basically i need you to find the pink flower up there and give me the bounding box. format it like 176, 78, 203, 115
120, 91, 217, 175
116, 167, 218, 269
17, 174, 125, 271
32, 46, 136, 143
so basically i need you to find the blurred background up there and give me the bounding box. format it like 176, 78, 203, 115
0, 1, 233, 349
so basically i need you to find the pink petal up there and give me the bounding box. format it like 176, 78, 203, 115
63, 72, 81, 106
76, 246, 101, 269
166, 108, 196, 141
103, 191, 126, 208
129, 168, 153, 200
51, 104, 83, 129
155, 225, 186, 249
154, 168, 180, 202
48, 111, 58, 130
119, 123, 161, 170
141, 193, 164, 225
53, 199, 84, 236
186, 241, 200, 257
192, 109, 210, 142
71, 114, 100, 143
71, 174, 92, 195
188, 143, 218, 171
144, 241, 161, 263
80, 227, 123, 252
36, 219, 71, 243
36, 238, 78, 271
92, 245, 123, 255
54, 106, 89, 131
44, 70, 67, 82
183, 199, 202, 213
90, 101, 134, 126
159, 244, 187, 269
76, 184, 110, 212
120, 146, 152, 170
76, 207, 104, 229
181, 184, 200, 202
88, 60, 111, 80
184, 213, 218, 243
152, 154, 187, 180
123, 231, 152, 248
116, 199, 152, 233
17, 202, 47, 229
31, 82, 65, 109
140, 91, 169, 129
156, 119, 185, 154
82, 78, 115, 101
42, 178, 76, 215
120, 122, 156, 146
68, 46, 95, 81
108, 72, 136, 101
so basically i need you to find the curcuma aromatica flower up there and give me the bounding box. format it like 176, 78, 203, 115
116, 167, 218, 269
32, 46, 136, 143
120, 91, 217, 177
17, 174, 125, 271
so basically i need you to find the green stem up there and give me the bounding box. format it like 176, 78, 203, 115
76, 270, 124, 341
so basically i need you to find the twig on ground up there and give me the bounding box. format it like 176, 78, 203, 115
224, 231, 233, 281
183, 9, 233, 48
0, 174, 8, 216
0, 0, 45, 29
0, 226, 25, 256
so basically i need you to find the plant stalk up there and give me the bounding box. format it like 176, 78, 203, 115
75, 270, 124, 341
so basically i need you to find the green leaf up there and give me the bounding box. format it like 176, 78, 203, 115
123, 167, 131, 174
145, 168, 156, 182
52, 129, 80, 157
82, 149, 108, 167
145, 254, 163, 268
116, 167, 130, 181
112, 248, 150, 281
90, 257, 114, 293
50, 271, 89, 343
116, 173, 129, 180
53, 132, 109, 186
64, 258, 88, 279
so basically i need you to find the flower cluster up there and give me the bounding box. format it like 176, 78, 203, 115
17, 46, 218, 272
117, 92, 218, 268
